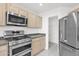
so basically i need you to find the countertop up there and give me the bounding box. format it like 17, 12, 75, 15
26, 33, 46, 39
0, 33, 45, 46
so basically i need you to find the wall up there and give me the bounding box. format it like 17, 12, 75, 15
0, 26, 41, 37
49, 16, 58, 44
39, 7, 73, 49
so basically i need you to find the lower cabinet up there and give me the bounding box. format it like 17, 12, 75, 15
40, 37, 45, 50
0, 44, 8, 56
32, 36, 45, 56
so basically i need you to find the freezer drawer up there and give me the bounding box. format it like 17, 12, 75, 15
59, 42, 79, 56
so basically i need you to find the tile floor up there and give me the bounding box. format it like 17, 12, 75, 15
37, 43, 59, 56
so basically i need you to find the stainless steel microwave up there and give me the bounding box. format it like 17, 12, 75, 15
6, 12, 28, 27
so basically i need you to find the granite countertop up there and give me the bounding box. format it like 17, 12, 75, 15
0, 39, 8, 46
0, 33, 46, 46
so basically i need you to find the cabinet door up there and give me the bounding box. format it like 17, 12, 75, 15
19, 8, 28, 18
6, 4, 19, 15
32, 38, 41, 56
0, 44, 8, 56
0, 4, 6, 25
28, 11, 36, 27
40, 36, 45, 50
36, 16, 42, 28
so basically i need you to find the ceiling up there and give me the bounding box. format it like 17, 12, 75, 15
16, 3, 79, 14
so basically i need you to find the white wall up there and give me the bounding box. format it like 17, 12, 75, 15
49, 16, 59, 44
0, 26, 41, 37
39, 7, 73, 49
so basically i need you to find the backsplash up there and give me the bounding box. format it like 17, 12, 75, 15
0, 26, 41, 37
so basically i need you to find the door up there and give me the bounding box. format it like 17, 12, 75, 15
49, 16, 58, 46
28, 11, 36, 27
6, 4, 19, 15
35, 16, 42, 28
40, 36, 45, 50
0, 4, 6, 25
59, 43, 76, 56
19, 8, 27, 18
59, 17, 65, 42
32, 38, 41, 55
59, 14, 77, 48
65, 13, 77, 47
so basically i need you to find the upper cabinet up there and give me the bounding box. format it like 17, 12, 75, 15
6, 4, 19, 15
0, 3, 42, 28
28, 11, 37, 27
19, 7, 28, 18
35, 16, 42, 28
28, 11, 42, 28
0, 4, 6, 25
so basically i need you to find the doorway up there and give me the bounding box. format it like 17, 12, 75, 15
48, 16, 59, 48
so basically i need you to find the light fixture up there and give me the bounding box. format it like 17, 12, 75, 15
40, 3, 43, 6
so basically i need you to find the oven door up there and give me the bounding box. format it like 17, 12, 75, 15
9, 41, 31, 56
6, 12, 27, 26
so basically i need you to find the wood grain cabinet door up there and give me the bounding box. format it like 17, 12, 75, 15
0, 44, 8, 56
6, 4, 19, 15
0, 4, 6, 25
32, 38, 41, 56
19, 7, 28, 18
35, 16, 42, 28
28, 11, 36, 27
40, 37, 45, 50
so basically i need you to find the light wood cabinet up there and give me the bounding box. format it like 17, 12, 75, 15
0, 4, 6, 25
0, 44, 8, 56
28, 11, 42, 28
32, 38, 41, 55
40, 37, 45, 50
6, 4, 19, 15
19, 7, 28, 18
28, 11, 36, 27
32, 36, 45, 56
35, 16, 42, 28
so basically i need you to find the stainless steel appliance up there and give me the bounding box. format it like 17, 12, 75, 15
59, 11, 79, 56
6, 12, 28, 26
4, 30, 31, 56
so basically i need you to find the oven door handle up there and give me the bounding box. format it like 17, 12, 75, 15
11, 41, 31, 49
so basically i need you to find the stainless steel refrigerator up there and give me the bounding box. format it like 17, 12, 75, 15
59, 11, 79, 56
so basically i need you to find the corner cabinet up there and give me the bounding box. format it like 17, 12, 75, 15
32, 36, 45, 56
27, 11, 42, 28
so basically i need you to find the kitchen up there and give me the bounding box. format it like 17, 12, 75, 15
0, 3, 45, 56
0, 3, 79, 56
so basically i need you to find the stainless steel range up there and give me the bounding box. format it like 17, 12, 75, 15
4, 30, 31, 56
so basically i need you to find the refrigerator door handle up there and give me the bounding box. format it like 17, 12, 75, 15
64, 18, 67, 42
61, 33, 62, 39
